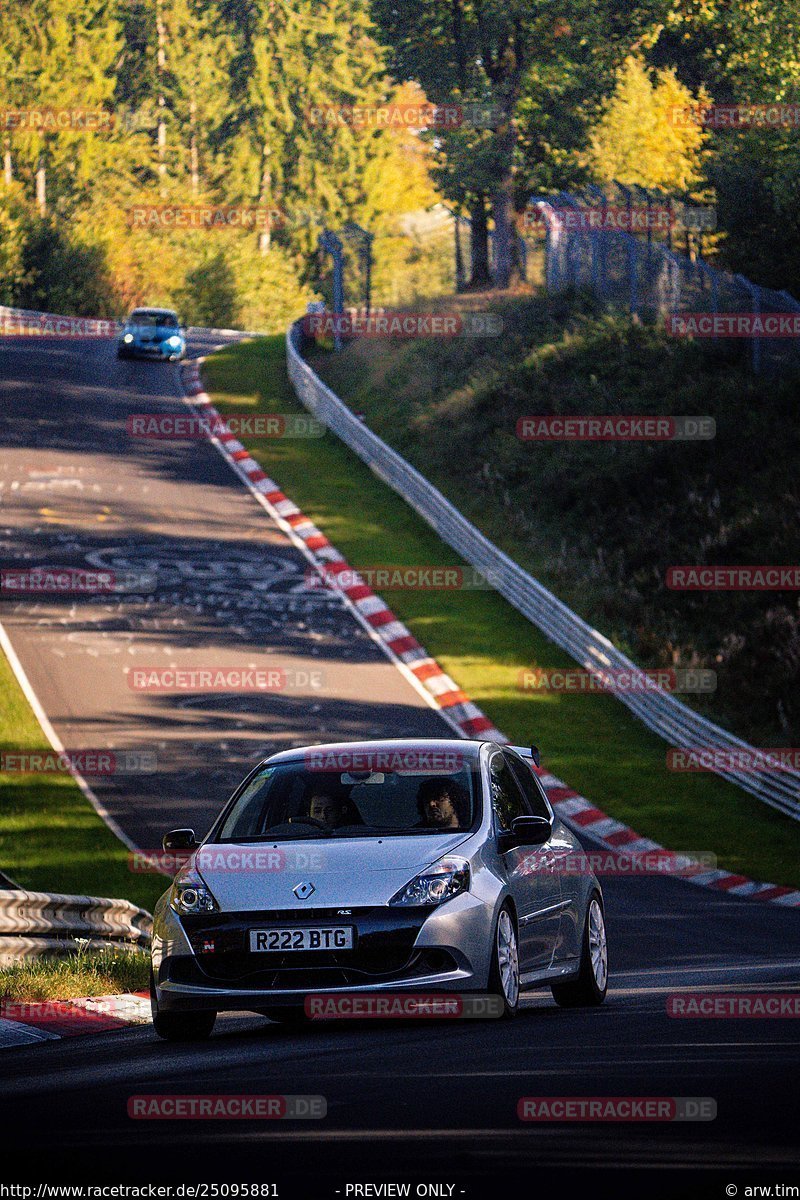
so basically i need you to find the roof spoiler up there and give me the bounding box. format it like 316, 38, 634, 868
509, 744, 541, 768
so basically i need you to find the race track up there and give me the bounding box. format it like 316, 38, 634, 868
1, 330, 799, 1191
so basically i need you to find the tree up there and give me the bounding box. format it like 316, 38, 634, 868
585, 55, 708, 192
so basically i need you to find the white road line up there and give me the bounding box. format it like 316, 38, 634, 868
0, 1018, 60, 1047
0, 620, 141, 855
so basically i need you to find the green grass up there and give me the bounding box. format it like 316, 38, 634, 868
0, 946, 149, 1002
203, 334, 800, 890
0, 647, 165, 912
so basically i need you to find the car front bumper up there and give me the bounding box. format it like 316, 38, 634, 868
120, 340, 184, 359
152, 893, 494, 1013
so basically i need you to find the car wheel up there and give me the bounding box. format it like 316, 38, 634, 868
551, 893, 608, 1008
150, 968, 216, 1041
488, 904, 520, 1018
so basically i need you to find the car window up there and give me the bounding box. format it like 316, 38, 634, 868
213, 762, 480, 841
505, 753, 551, 819
130, 311, 179, 328
488, 753, 530, 831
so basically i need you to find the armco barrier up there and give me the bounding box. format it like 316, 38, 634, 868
0, 890, 152, 963
286, 321, 800, 822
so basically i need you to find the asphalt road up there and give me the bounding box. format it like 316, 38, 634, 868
0, 328, 444, 850
0, 331, 799, 1194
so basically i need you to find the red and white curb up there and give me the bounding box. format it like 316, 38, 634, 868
179, 360, 800, 911
0, 992, 150, 1048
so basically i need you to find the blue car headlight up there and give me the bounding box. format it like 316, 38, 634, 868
165, 335, 182, 348
389, 856, 470, 907
123, 333, 134, 343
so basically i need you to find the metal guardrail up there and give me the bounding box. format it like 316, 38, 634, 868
286, 321, 800, 821
0, 890, 152, 963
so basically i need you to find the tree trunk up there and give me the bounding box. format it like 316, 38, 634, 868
491, 184, 514, 289
35, 159, 46, 216
189, 94, 199, 196
454, 213, 466, 292
258, 141, 271, 254
156, 0, 167, 197
469, 195, 492, 288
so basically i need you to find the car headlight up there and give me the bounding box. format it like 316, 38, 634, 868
123, 333, 134, 343
389, 856, 470, 907
165, 335, 182, 347
169, 865, 218, 915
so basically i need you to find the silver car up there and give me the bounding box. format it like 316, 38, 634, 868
150, 739, 608, 1040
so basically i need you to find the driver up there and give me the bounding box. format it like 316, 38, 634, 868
416, 779, 467, 830
307, 792, 348, 830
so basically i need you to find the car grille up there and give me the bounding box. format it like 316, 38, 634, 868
164, 949, 457, 991
170, 906, 452, 990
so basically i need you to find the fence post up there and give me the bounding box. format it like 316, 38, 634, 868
319, 229, 344, 352
616, 183, 638, 316
736, 275, 761, 373
586, 184, 607, 297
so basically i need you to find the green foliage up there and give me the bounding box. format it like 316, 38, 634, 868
0, 0, 450, 323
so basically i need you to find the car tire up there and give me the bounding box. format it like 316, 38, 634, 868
150, 969, 216, 1041
487, 904, 520, 1018
551, 893, 608, 1008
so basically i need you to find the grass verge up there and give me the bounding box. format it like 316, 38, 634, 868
203, 335, 800, 889
0, 946, 148, 1002
0, 644, 165, 911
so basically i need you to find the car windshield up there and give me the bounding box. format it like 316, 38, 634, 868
130, 311, 179, 328
214, 761, 480, 841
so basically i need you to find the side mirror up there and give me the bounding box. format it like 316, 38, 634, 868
163, 828, 197, 851
512, 815, 551, 844
497, 816, 552, 852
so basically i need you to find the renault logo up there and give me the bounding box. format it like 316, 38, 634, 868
293, 881, 315, 900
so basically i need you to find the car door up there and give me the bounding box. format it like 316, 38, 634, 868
488, 750, 562, 973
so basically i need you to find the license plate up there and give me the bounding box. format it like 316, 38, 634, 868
249, 926, 354, 953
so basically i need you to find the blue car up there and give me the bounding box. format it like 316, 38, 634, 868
117, 307, 186, 361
